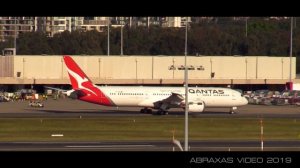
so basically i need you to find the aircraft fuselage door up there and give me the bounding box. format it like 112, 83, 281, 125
232, 91, 236, 101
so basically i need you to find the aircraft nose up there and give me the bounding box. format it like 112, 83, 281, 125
242, 97, 248, 105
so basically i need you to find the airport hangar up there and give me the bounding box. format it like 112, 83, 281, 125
0, 55, 297, 92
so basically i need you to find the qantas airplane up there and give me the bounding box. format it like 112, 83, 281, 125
62, 55, 248, 115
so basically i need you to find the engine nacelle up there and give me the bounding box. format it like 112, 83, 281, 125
67, 90, 86, 99
188, 101, 205, 112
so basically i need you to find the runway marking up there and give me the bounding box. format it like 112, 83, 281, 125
65, 145, 155, 148
190, 146, 300, 150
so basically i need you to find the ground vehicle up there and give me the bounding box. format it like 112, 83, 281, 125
28, 101, 44, 107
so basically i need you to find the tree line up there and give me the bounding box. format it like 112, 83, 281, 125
1, 18, 300, 71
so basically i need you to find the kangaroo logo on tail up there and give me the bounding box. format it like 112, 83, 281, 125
65, 65, 97, 96
63, 56, 97, 95
63, 55, 113, 106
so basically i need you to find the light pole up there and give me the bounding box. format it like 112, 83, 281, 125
61, 58, 63, 79
256, 56, 258, 79
282, 58, 284, 79
135, 58, 138, 83
184, 18, 189, 152
210, 58, 213, 79
23, 58, 25, 79
245, 58, 248, 79
172, 58, 175, 79
98, 58, 101, 78
245, 17, 248, 37
14, 17, 17, 55
260, 119, 264, 151
107, 17, 110, 56
121, 24, 123, 55
289, 17, 293, 83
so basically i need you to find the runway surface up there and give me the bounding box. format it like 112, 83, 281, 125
1, 98, 300, 118
1, 140, 300, 151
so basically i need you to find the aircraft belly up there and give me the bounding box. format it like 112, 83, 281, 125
110, 97, 143, 106
202, 98, 236, 107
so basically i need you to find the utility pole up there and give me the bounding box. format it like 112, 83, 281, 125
14, 17, 17, 55
121, 24, 123, 55
184, 19, 189, 151
260, 119, 264, 151
129, 17, 132, 28
107, 17, 110, 56
289, 17, 293, 82
245, 17, 248, 37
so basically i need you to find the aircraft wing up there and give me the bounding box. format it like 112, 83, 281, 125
44, 86, 77, 98
44, 86, 68, 92
153, 92, 185, 110
161, 92, 184, 104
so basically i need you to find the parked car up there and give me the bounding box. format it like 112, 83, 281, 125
28, 101, 44, 108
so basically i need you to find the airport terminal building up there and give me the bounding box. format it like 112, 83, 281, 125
0, 55, 297, 92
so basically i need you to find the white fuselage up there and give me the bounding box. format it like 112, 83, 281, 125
98, 86, 248, 108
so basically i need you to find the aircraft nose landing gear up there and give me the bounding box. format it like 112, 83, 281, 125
229, 107, 237, 114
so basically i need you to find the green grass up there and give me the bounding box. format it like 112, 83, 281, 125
0, 117, 300, 141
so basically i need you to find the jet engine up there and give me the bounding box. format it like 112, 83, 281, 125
67, 90, 85, 99
188, 101, 205, 112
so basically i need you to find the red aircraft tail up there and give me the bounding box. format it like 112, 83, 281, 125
63, 55, 112, 106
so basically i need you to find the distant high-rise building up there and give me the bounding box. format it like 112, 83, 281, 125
0, 17, 37, 41
79, 17, 109, 32
132, 17, 161, 27
2, 16, 267, 41
71, 17, 83, 31
42, 17, 72, 37
162, 17, 181, 27
110, 17, 129, 26
161, 17, 191, 27
191, 17, 215, 23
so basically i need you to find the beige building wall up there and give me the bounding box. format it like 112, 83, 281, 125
187, 57, 212, 79
101, 56, 137, 79
68, 56, 100, 78
245, 57, 257, 79
153, 57, 174, 79
0, 55, 296, 84
135, 57, 153, 79
14, 56, 63, 79
164, 57, 212, 79
257, 57, 295, 79
210, 57, 245, 79
0, 56, 13, 77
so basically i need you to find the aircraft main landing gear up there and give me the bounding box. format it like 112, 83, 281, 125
140, 108, 152, 114
156, 109, 168, 115
229, 107, 237, 114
